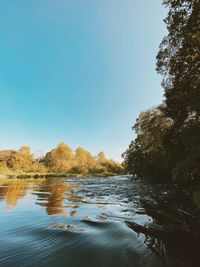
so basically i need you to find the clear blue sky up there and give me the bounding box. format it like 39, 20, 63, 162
0, 0, 167, 161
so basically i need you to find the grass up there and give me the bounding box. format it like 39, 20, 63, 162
0, 171, 118, 179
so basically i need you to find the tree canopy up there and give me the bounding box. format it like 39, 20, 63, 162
123, 107, 172, 182
123, 0, 200, 186
0, 143, 124, 176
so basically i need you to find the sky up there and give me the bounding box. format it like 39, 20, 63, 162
0, 0, 167, 161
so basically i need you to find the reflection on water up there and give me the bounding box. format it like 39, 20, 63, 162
0, 178, 44, 209
0, 176, 198, 267
34, 179, 79, 215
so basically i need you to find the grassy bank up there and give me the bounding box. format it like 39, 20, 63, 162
0, 172, 119, 179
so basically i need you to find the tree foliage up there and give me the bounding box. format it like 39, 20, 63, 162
123, 0, 200, 185
44, 142, 74, 173
157, 0, 200, 185
157, 0, 200, 122
0, 143, 123, 176
72, 147, 97, 174
13, 146, 34, 172
123, 108, 173, 182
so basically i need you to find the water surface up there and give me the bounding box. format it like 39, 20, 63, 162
0, 176, 196, 267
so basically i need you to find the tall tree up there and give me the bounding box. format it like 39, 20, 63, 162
157, 0, 200, 121
156, 0, 200, 184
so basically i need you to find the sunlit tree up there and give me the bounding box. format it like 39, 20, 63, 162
44, 142, 74, 173
73, 147, 96, 174
13, 146, 34, 172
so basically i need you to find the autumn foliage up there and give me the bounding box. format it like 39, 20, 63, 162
0, 143, 124, 176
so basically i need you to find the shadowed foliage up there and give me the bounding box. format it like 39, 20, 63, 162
123, 0, 200, 186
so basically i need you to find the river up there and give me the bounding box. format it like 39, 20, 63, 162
0, 176, 199, 267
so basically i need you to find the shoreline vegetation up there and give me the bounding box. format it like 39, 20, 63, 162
119, 1, 200, 263
0, 142, 124, 179
0, 172, 119, 179
122, 0, 200, 188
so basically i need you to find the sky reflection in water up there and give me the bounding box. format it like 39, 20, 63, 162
0, 177, 165, 267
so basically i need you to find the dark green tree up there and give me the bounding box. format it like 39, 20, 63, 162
124, 1, 200, 185
122, 107, 172, 181
157, 0, 200, 185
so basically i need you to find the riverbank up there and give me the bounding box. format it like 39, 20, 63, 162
0, 172, 119, 179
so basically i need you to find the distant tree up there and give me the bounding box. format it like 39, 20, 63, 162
97, 151, 124, 174
72, 147, 96, 174
101, 159, 124, 175
0, 161, 11, 175
97, 152, 106, 162
44, 142, 74, 173
0, 143, 124, 176
13, 146, 34, 172
0, 150, 17, 168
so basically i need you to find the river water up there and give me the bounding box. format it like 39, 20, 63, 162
0, 176, 198, 267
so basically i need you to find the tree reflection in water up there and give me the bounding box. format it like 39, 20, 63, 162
0, 178, 80, 216
126, 183, 200, 267
34, 178, 80, 216
0, 177, 199, 266
0, 178, 44, 209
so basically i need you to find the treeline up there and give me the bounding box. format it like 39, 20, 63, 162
123, 0, 200, 186
0, 143, 124, 176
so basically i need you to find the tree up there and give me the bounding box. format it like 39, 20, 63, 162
157, 0, 200, 121
97, 151, 124, 174
73, 147, 96, 174
122, 107, 173, 181
14, 146, 34, 172
0, 143, 124, 176
97, 152, 106, 162
44, 142, 74, 173
0, 161, 11, 175
124, 0, 200, 185
156, 0, 200, 185
0, 150, 17, 168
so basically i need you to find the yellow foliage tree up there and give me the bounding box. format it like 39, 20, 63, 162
13, 146, 34, 172
73, 147, 97, 174
44, 142, 74, 173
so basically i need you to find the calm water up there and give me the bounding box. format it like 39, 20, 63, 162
0, 176, 197, 267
